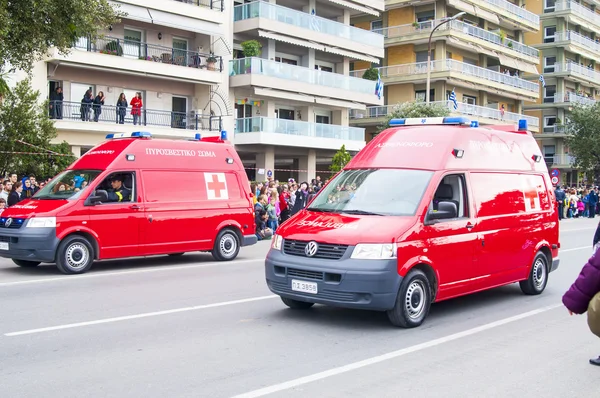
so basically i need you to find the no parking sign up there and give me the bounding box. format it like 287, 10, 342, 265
551, 176, 559, 185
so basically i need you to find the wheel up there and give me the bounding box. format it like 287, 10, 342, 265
12, 259, 41, 267
520, 252, 548, 295
387, 269, 432, 328
168, 253, 185, 257
55, 235, 95, 275
211, 229, 240, 261
281, 297, 315, 309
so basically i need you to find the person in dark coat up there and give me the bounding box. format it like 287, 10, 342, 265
588, 189, 598, 219
563, 249, 600, 365
555, 185, 566, 220
290, 181, 309, 216
49, 86, 63, 119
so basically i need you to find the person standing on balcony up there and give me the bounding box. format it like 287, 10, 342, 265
92, 91, 105, 122
117, 93, 127, 124
49, 86, 63, 119
130, 92, 143, 125
80, 89, 93, 121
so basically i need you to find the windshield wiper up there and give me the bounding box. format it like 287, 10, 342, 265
341, 209, 385, 216
307, 207, 337, 213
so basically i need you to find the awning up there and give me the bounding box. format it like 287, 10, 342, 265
517, 60, 539, 75
253, 88, 367, 109
113, 2, 223, 36
472, 7, 500, 25
325, 0, 380, 16
472, 44, 497, 58
447, 37, 478, 53
257, 31, 379, 63
496, 52, 520, 70
446, 0, 500, 25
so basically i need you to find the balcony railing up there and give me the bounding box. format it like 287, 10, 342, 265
48, 100, 222, 131
552, 62, 600, 82
554, 0, 600, 27
350, 101, 539, 126
230, 57, 377, 96
374, 19, 538, 58
546, 92, 596, 105
352, 60, 538, 92
235, 117, 365, 141
74, 36, 223, 72
233, 1, 384, 47
547, 154, 575, 165
485, 0, 540, 25
174, 0, 225, 11
554, 31, 600, 54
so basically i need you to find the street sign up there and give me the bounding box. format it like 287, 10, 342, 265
551, 169, 560, 177
266, 169, 273, 178
551, 176, 559, 185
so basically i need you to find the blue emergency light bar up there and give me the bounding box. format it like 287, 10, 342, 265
220, 130, 228, 140
389, 116, 473, 126
106, 131, 152, 139
518, 119, 528, 131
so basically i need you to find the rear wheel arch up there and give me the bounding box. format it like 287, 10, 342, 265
533, 242, 552, 273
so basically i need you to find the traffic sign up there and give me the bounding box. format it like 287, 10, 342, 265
266, 169, 273, 178
551, 169, 560, 177
551, 176, 559, 185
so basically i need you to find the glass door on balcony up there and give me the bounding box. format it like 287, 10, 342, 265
123, 29, 143, 59
235, 103, 253, 132
543, 116, 557, 133
172, 38, 188, 66
172, 96, 188, 129
543, 145, 556, 165
544, 85, 557, 103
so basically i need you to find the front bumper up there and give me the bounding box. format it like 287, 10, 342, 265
551, 257, 560, 273
0, 227, 59, 263
265, 248, 402, 311
242, 234, 258, 247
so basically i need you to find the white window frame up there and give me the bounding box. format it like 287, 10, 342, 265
544, 85, 557, 102
544, 0, 556, 12
544, 56, 556, 73
123, 27, 144, 59
463, 95, 477, 105
544, 26, 556, 43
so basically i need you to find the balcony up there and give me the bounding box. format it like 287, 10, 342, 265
350, 101, 539, 131
382, 0, 539, 31
375, 19, 538, 66
552, 92, 596, 106
352, 59, 539, 101
230, 58, 382, 106
47, 36, 223, 85
545, 1, 600, 32
233, 1, 384, 60
234, 117, 365, 151
49, 100, 222, 139
547, 62, 600, 88
546, 154, 575, 167
542, 31, 600, 63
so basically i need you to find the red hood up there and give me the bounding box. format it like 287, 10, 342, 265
278, 210, 416, 245
1, 198, 74, 218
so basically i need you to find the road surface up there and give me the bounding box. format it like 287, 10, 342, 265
0, 218, 598, 397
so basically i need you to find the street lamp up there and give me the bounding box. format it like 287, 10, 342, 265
425, 12, 467, 104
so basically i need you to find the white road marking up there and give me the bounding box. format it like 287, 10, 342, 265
4, 295, 278, 337
0, 258, 262, 288
231, 304, 563, 398
561, 246, 591, 253
561, 227, 597, 232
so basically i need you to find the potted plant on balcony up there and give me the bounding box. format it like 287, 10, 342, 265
104, 40, 123, 56
412, 21, 420, 29
499, 30, 506, 44
241, 40, 262, 73
207, 53, 218, 70
362, 67, 379, 81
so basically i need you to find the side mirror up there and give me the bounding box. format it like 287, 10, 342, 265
429, 201, 458, 221
86, 189, 108, 205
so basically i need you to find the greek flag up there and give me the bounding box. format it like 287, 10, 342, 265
539, 75, 546, 87
448, 89, 458, 110
375, 72, 383, 100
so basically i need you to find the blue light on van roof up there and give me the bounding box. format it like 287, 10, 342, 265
220, 130, 228, 140
105, 132, 152, 139
470, 121, 479, 128
518, 119, 528, 131
194, 133, 202, 140
390, 117, 472, 126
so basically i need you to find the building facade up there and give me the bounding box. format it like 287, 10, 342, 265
349, 0, 541, 142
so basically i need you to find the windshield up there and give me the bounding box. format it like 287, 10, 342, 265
33, 170, 102, 200
307, 169, 433, 216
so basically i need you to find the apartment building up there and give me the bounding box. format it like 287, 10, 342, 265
349, 0, 541, 141
230, 0, 384, 182
524, 0, 600, 185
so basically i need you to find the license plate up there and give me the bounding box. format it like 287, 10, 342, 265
0, 242, 8, 250
291, 279, 318, 294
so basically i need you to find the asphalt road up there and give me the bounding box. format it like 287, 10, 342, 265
0, 218, 598, 397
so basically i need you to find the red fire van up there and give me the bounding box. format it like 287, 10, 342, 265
265, 117, 560, 327
0, 131, 257, 274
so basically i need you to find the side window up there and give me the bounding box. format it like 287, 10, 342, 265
430, 174, 469, 220
95, 172, 135, 204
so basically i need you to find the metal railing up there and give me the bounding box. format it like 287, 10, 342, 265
350, 102, 539, 126
235, 117, 365, 141
174, 0, 225, 11
554, 1, 600, 27
554, 31, 600, 53
74, 36, 223, 72
233, 1, 384, 47
548, 154, 575, 165
374, 19, 538, 58
48, 100, 222, 131
351, 60, 539, 92
484, 0, 540, 25
548, 92, 596, 105
553, 62, 600, 82
230, 58, 377, 96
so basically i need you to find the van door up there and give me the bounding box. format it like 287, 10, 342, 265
85, 171, 143, 259
422, 173, 481, 297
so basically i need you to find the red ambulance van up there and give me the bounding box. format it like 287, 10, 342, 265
0, 131, 257, 274
266, 117, 560, 327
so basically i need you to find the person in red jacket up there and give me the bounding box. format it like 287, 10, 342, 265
279, 185, 291, 223
130, 92, 143, 125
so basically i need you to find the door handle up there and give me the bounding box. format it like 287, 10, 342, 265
130, 204, 140, 210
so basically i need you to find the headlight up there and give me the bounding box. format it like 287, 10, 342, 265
26, 217, 57, 228
271, 234, 283, 250
351, 243, 397, 260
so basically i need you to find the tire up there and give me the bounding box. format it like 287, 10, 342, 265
281, 297, 315, 309
520, 252, 548, 295
387, 269, 432, 328
168, 253, 185, 257
55, 235, 95, 275
13, 259, 41, 267
211, 229, 240, 261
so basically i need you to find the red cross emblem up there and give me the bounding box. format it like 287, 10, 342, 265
205, 173, 228, 200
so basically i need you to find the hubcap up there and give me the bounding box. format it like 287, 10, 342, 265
66, 243, 89, 270
405, 280, 427, 320
532, 258, 547, 289
220, 234, 237, 257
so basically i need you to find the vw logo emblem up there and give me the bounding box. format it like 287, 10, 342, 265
4, 218, 12, 228
305, 241, 319, 257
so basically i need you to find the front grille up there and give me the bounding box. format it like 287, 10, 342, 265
283, 239, 348, 260
0, 217, 25, 229
287, 268, 323, 281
